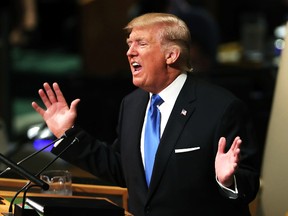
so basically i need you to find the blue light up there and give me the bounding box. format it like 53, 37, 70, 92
33, 139, 54, 152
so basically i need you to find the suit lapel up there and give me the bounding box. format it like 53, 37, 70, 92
125, 90, 150, 192
147, 74, 197, 198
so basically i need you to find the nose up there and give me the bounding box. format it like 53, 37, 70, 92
126, 44, 136, 57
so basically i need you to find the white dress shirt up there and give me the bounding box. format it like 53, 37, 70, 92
140, 73, 187, 165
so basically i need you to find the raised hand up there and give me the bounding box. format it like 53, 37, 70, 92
215, 136, 241, 188
32, 82, 80, 138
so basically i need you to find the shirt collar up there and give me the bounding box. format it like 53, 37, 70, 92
157, 73, 187, 106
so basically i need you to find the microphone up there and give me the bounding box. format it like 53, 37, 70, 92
34, 131, 86, 178
8, 131, 85, 214
0, 153, 49, 191
0, 130, 72, 176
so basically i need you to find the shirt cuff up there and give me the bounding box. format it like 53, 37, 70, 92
53, 126, 76, 148
53, 138, 64, 148
216, 175, 239, 199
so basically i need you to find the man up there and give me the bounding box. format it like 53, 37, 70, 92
32, 13, 259, 216
129, 0, 220, 76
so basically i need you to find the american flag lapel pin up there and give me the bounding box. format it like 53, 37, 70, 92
181, 109, 187, 116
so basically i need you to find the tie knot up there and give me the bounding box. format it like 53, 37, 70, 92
151, 94, 163, 107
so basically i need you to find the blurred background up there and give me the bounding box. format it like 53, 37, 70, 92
0, 0, 287, 215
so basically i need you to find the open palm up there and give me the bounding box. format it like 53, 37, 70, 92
215, 136, 241, 187
32, 82, 80, 138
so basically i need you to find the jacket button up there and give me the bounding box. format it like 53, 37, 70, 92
145, 206, 151, 215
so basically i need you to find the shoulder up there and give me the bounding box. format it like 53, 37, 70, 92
187, 73, 240, 102
184, 74, 246, 114
118, 88, 149, 112
122, 88, 148, 102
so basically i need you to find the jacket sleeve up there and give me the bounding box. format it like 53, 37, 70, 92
215, 98, 260, 204
51, 126, 127, 187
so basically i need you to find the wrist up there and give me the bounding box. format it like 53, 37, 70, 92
217, 176, 234, 188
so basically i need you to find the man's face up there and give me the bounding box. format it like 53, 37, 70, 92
126, 26, 169, 93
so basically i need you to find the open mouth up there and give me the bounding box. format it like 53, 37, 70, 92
132, 62, 142, 72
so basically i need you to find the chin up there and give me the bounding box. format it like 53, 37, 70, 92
132, 79, 141, 88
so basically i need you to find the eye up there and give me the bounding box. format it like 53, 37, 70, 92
139, 42, 147, 47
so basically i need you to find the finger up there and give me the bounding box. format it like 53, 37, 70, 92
236, 138, 242, 149
233, 162, 238, 170
52, 82, 67, 104
44, 82, 57, 104
234, 147, 241, 160
38, 88, 52, 108
70, 99, 81, 112
217, 137, 226, 154
31, 101, 45, 117
231, 136, 241, 151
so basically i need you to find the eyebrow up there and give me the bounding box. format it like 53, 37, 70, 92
126, 37, 146, 45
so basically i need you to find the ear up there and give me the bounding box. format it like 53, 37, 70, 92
165, 46, 180, 65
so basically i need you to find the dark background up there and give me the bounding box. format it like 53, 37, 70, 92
0, 0, 286, 172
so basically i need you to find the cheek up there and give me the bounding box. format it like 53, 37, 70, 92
146, 54, 165, 70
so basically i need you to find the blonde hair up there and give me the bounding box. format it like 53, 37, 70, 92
124, 13, 193, 72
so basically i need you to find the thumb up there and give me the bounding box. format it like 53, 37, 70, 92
70, 98, 81, 112
217, 137, 226, 154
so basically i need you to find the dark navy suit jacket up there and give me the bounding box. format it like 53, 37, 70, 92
52, 73, 259, 216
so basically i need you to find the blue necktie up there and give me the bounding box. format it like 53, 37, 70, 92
144, 94, 164, 186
